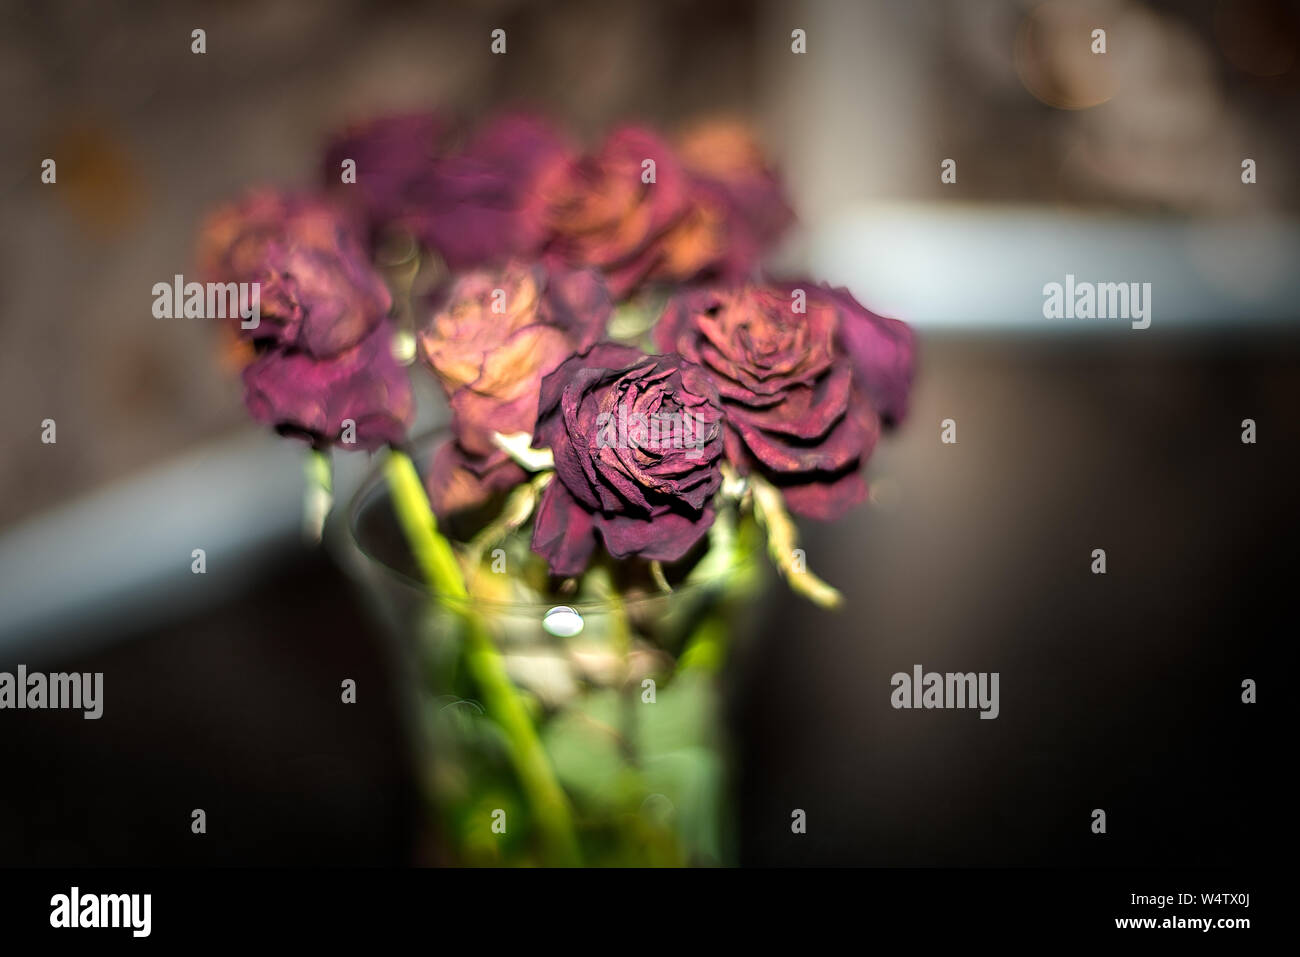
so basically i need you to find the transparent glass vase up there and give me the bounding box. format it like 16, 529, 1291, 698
337, 432, 768, 867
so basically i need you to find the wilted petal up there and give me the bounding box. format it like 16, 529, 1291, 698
419, 113, 573, 269
539, 126, 690, 298
777, 468, 869, 520
425, 440, 527, 519
596, 504, 715, 563
824, 285, 917, 426
531, 481, 598, 577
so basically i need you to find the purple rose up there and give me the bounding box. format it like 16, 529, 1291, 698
530, 345, 725, 576
252, 236, 392, 358
655, 285, 880, 520
323, 112, 571, 270
417, 113, 572, 270
321, 112, 446, 237
242, 322, 414, 451
198, 190, 390, 358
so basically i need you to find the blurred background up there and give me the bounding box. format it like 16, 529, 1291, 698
0, 0, 1293, 865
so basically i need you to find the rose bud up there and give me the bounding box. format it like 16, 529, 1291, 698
655, 285, 880, 520
530, 344, 725, 576
241, 322, 414, 451
198, 190, 391, 358
537, 126, 691, 299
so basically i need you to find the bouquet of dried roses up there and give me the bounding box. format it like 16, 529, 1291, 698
197, 112, 915, 866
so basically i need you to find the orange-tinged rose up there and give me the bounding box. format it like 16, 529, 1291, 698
417, 261, 613, 514
538, 127, 691, 298
197, 190, 389, 358
675, 118, 769, 181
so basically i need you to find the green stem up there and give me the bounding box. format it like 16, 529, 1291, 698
678, 613, 729, 674
749, 473, 843, 609
302, 448, 333, 544
606, 580, 638, 765
383, 448, 581, 866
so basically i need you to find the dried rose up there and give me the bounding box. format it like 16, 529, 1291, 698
417, 113, 572, 270
323, 112, 570, 270
654, 285, 880, 520
676, 120, 794, 245
537, 126, 691, 299
198, 191, 390, 358
417, 262, 610, 517
241, 322, 413, 451
418, 261, 611, 457
651, 119, 794, 285
530, 344, 725, 576
321, 112, 446, 239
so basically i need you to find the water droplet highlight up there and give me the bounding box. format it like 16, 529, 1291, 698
542, 605, 584, 637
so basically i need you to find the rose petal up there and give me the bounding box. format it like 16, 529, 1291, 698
595, 505, 714, 563
532, 481, 598, 577
775, 468, 868, 520
426, 440, 527, 519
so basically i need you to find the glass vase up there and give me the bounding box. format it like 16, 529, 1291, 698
336, 432, 767, 867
